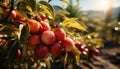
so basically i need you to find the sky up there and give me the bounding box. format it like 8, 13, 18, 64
38, 0, 120, 11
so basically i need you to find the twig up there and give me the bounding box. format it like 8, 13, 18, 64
5, 0, 14, 20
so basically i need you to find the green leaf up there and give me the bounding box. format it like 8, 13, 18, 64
53, 6, 64, 12
0, 39, 17, 63
39, 1, 54, 14
0, 25, 6, 31
18, 24, 30, 45
17, 1, 29, 19
9, 40, 20, 63
24, 0, 36, 12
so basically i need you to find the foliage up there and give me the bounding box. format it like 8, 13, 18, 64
0, 0, 103, 69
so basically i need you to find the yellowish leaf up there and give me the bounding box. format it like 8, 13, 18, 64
57, 10, 70, 15
64, 52, 68, 69
44, 57, 51, 69
73, 45, 80, 65
26, 6, 33, 12
66, 31, 74, 36
41, 4, 54, 19
68, 21, 87, 31
60, 0, 71, 5
62, 18, 78, 26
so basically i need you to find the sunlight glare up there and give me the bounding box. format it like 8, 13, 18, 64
99, 0, 110, 11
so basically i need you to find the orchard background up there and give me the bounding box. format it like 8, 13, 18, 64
0, 0, 120, 69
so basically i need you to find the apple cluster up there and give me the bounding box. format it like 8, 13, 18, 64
5, 9, 75, 59
75, 42, 100, 58
2, 4, 100, 60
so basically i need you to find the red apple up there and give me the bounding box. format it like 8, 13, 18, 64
53, 28, 66, 41
11, 10, 17, 18
75, 42, 87, 52
0, 38, 2, 42
19, 17, 27, 23
35, 45, 49, 58
40, 14, 46, 21
29, 34, 41, 45
93, 49, 100, 56
50, 42, 62, 56
41, 31, 56, 45
39, 22, 51, 33
28, 20, 40, 33
62, 37, 74, 52
17, 49, 22, 58
12, 12, 27, 23
82, 48, 89, 55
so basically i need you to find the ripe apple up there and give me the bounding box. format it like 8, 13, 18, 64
12, 12, 27, 23
29, 34, 41, 45
0, 38, 2, 42
50, 42, 62, 56
41, 31, 56, 45
39, 22, 51, 33
35, 45, 49, 58
40, 14, 46, 21
11, 10, 17, 18
62, 37, 74, 52
28, 20, 40, 33
75, 42, 87, 52
53, 28, 66, 41
93, 49, 100, 56
82, 48, 89, 55
17, 49, 22, 58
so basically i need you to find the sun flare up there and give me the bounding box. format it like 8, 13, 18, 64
99, 0, 110, 11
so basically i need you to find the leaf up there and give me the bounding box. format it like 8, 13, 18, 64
0, 25, 17, 35
17, 1, 29, 19
60, 0, 71, 5
62, 18, 87, 31
44, 57, 51, 69
39, 1, 54, 14
64, 52, 68, 69
76, 20, 87, 31
0, 39, 17, 63
66, 30, 74, 36
24, 0, 36, 12
0, 7, 2, 13
9, 40, 20, 63
92, 38, 104, 48
18, 24, 30, 45
62, 18, 78, 26
57, 10, 70, 15
53, 6, 64, 12
39, 1, 55, 19
73, 45, 80, 65
84, 32, 99, 38
68, 21, 87, 31
0, 26, 6, 31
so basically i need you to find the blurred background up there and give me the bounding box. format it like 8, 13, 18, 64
48, 0, 120, 68
48, 0, 120, 45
